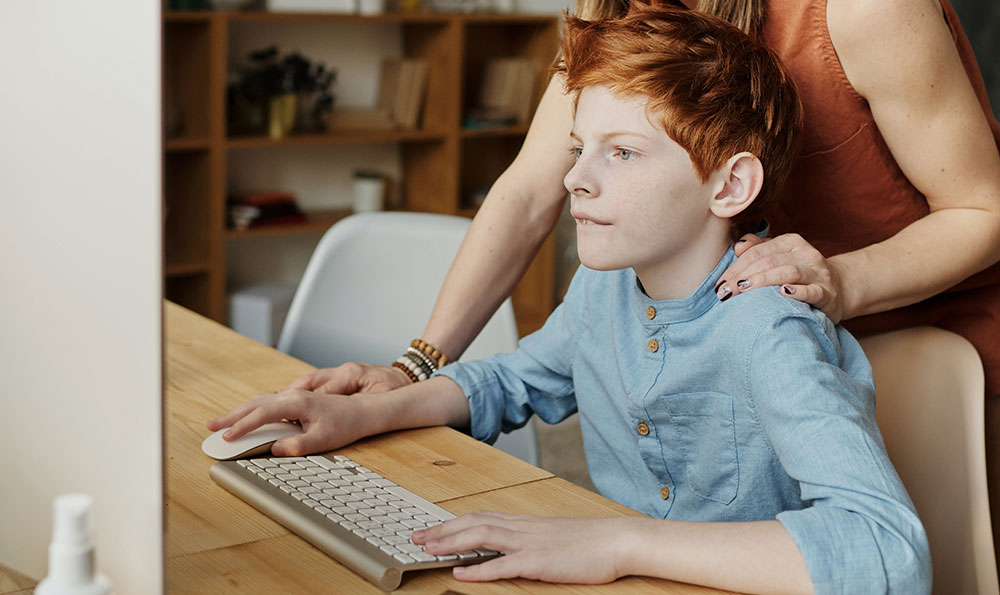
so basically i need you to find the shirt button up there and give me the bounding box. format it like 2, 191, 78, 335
637, 422, 650, 436
647, 339, 659, 353
660, 486, 670, 500
645, 306, 656, 320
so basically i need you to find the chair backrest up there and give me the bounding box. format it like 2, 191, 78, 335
278, 212, 538, 465
860, 327, 998, 595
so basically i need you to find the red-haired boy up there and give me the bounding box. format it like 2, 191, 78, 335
211, 5, 929, 593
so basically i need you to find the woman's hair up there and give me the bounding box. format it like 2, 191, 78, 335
556, 1, 801, 239
577, 0, 765, 35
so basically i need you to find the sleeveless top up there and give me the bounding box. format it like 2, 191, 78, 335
669, 0, 1000, 395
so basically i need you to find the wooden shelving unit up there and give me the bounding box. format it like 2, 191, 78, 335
162, 9, 559, 336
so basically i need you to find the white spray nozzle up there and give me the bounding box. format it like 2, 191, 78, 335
52, 494, 93, 547
34, 493, 111, 595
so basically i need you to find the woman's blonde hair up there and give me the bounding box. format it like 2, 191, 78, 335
576, 0, 765, 35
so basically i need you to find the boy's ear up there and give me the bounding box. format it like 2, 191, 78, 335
709, 152, 764, 218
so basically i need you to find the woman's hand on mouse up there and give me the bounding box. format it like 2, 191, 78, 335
411, 512, 632, 584
206, 389, 372, 456
282, 362, 412, 396
715, 232, 849, 323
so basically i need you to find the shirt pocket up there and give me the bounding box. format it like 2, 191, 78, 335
658, 391, 739, 505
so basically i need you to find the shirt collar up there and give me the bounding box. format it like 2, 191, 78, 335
629, 247, 736, 325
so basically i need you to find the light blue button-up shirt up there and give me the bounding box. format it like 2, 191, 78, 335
436, 248, 930, 594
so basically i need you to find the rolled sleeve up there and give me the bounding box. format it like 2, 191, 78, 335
434, 267, 589, 445
747, 311, 931, 595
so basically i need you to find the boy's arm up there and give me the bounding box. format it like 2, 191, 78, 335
433, 266, 589, 444
415, 513, 813, 594
746, 313, 931, 594
206, 376, 470, 456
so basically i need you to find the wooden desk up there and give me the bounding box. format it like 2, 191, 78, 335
1, 304, 732, 594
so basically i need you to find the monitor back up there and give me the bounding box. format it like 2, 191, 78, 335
0, 1, 163, 592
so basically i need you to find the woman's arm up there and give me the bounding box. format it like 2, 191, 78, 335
412, 513, 812, 594
423, 74, 576, 359
206, 376, 470, 456
280, 75, 576, 396
717, 0, 1000, 322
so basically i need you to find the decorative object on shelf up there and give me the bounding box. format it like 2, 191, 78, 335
464, 57, 536, 130
227, 46, 336, 138
358, 0, 386, 14
327, 58, 427, 132
209, 0, 252, 9
352, 171, 388, 212
168, 0, 210, 9
424, 0, 492, 12
266, 0, 357, 12
228, 191, 307, 230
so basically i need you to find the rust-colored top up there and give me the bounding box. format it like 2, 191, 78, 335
758, 0, 1000, 395
661, 0, 1000, 393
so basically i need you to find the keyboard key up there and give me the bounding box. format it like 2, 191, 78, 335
382, 534, 408, 545
411, 551, 436, 562
457, 551, 480, 560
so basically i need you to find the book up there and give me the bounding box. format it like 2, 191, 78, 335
478, 58, 537, 126
375, 58, 429, 130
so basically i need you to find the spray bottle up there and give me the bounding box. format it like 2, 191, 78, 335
34, 494, 112, 595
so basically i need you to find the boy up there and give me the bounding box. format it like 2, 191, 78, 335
209, 4, 930, 593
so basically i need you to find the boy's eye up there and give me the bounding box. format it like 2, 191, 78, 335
571, 147, 583, 160
617, 149, 635, 161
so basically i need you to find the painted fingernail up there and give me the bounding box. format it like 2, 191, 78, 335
736, 279, 751, 289
782, 285, 796, 295
714, 279, 727, 293
718, 286, 733, 302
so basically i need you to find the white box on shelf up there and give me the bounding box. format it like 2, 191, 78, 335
266, 0, 357, 13
229, 282, 297, 347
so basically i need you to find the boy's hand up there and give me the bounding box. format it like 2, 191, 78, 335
717, 233, 847, 323
411, 512, 631, 584
283, 362, 412, 395
206, 389, 372, 456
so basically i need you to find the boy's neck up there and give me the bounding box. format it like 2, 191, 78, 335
634, 226, 732, 301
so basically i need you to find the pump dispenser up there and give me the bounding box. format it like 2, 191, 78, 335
35, 494, 112, 595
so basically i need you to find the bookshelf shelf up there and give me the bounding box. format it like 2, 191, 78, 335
226, 129, 447, 149
225, 209, 353, 239
460, 125, 530, 139
162, 9, 558, 336
166, 262, 211, 277
165, 137, 211, 151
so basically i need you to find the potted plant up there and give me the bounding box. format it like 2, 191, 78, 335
228, 46, 336, 139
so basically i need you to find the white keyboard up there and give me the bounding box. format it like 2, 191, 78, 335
209, 454, 499, 591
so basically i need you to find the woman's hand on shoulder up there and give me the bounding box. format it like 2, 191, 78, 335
283, 362, 412, 395
716, 234, 849, 323
411, 512, 633, 584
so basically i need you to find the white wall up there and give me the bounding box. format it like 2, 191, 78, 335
0, 2, 163, 592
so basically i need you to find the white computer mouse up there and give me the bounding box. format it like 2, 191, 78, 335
201, 421, 303, 460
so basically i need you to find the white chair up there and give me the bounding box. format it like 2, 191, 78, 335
277, 211, 539, 466
860, 327, 998, 595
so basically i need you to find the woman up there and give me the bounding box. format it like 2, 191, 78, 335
288, 0, 1000, 561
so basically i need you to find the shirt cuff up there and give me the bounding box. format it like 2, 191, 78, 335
777, 508, 888, 595
434, 360, 504, 445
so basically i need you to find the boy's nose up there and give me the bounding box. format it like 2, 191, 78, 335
564, 160, 597, 198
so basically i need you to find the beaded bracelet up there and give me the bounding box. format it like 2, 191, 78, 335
406, 347, 439, 376
410, 338, 449, 369
394, 355, 428, 382
403, 351, 434, 379
391, 361, 420, 384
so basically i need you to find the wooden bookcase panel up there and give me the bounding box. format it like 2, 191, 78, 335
165, 273, 212, 314
163, 10, 560, 335
164, 151, 212, 270
459, 135, 522, 210
164, 21, 212, 141
460, 20, 557, 122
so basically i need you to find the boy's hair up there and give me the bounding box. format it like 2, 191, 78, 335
556, 2, 802, 239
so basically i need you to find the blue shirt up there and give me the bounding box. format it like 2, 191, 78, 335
436, 248, 930, 594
